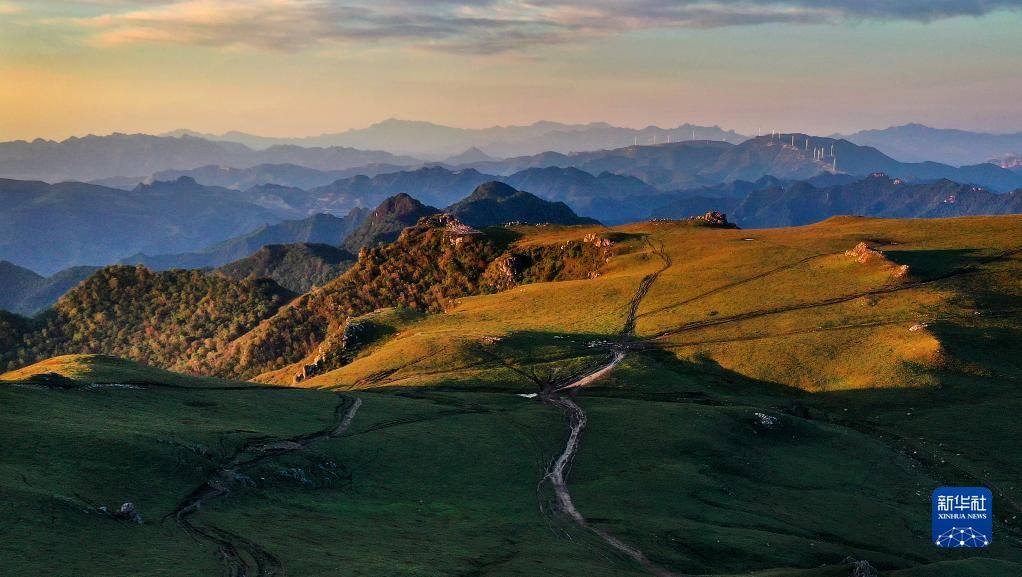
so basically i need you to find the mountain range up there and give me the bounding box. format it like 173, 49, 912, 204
0, 177, 286, 274
459, 135, 1022, 192
654, 174, 1022, 227
0, 134, 419, 182
167, 119, 748, 160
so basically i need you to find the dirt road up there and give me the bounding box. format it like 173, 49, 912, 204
537, 237, 679, 577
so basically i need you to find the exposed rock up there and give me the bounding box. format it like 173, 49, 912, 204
846, 242, 911, 278
689, 211, 739, 229
583, 232, 614, 248
113, 502, 143, 524
845, 242, 885, 264
752, 412, 780, 431
843, 557, 878, 577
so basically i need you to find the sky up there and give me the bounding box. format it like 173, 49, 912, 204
2, 0, 1021, 141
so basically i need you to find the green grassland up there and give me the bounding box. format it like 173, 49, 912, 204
3, 215, 1022, 576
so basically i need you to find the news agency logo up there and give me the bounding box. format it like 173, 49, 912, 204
932, 487, 992, 548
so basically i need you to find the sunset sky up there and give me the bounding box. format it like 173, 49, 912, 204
2, 0, 1021, 141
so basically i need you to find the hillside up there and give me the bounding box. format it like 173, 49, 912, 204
216, 243, 356, 293
0, 354, 240, 388
0, 261, 98, 315
124, 210, 367, 271
341, 193, 440, 251
0, 266, 294, 374
446, 181, 600, 227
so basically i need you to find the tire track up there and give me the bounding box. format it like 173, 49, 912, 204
621, 239, 673, 337
172, 394, 362, 577
635, 252, 832, 321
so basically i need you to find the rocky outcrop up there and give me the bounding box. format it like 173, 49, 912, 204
845, 242, 910, 278
689, 211, 739, 228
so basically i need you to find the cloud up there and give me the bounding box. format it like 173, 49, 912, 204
0, 2, 25, 14
59, 0, 1022, 54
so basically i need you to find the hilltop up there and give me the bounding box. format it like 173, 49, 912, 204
341, 193, 440, 252
446, 181, 600, 227
215, 243, 356, 293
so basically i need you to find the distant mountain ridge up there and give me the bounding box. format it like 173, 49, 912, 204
457, 135, 1022, 192
0, 133, 419, 182
0, 177, 285, 275
840, 123, 1022, 165
124, 210, 368, 271
654, 174, 1022, 228
0, 261, 99, 315
166, 119, 748, 160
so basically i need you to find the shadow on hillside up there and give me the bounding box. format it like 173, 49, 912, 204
586, 345, 810, 409
883, 247, 988, 278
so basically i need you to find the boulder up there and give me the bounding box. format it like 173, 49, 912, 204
113, 502, 143, 524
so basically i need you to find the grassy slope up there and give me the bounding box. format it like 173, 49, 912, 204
0, 354, 241, 387
4, 215, 1022, 576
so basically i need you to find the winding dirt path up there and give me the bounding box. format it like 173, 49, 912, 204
537, 236, 680, 577
172, 394, 362, 577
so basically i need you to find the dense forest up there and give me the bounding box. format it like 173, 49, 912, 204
216, 243, 356, 293
1, 266, 294, 372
